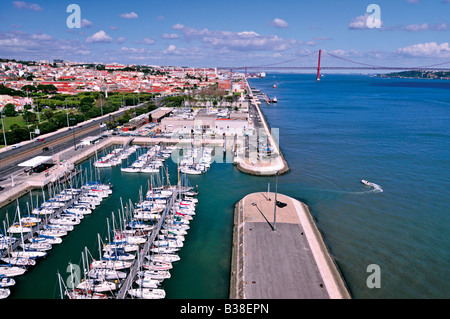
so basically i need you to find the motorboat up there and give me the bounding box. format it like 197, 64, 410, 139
361, 179, 375, 187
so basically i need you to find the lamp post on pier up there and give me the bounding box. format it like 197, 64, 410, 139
273, 171, 279, 231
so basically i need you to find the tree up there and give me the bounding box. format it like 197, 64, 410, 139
21, 85, 37, 93
3, 103, 17, 117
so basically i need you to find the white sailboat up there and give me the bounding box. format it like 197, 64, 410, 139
0, 288, 11, 299
128, 288, 166, 299
0, 266, 27, 277
0, 276, 16, 288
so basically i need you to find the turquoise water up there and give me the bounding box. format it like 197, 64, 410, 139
250, 74, 450, 299
1, 74, 449, 299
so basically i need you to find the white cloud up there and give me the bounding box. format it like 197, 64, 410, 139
271, 18, 289, 28
117, 37, 126, 44
120, 47, 147, 54
349, 14, 382, 30
12, 1, 42, 11
120, 12, 138, 19
142, 38, 156, 45
86, 30, 113, 43
161, 33, 179, 39
0, 30, 91, 58
81, 19, 93, 28
171, 24, 297, 52
403, 22, 449, 31
31, 33, 52, 40
172, 24, 185, 30
396, 42, 450, 58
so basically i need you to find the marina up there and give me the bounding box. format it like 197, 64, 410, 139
0, 73, 448, 300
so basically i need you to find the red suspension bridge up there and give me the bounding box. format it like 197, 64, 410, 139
218, 50, 450, 81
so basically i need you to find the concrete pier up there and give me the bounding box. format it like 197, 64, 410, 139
230, 192, 350, 299
234, 80, 289, 176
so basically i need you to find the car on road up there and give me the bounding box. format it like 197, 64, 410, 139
42, 146, 50, 152
37, 138, 45, 142
11, 144, 21, 149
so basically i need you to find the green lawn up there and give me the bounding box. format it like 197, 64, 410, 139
2, 116, 26, 130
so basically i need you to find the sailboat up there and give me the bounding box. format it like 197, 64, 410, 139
128, 288, 166, 299
0, 276, 16, 288
0, 288, 11, 299
0, 265, 27, 277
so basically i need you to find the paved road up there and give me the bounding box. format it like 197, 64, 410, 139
0, 103, 153, 184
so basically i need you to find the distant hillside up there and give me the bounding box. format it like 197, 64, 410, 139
377, 70, 450, 79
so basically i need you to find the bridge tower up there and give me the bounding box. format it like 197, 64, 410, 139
316, 49, 322, 81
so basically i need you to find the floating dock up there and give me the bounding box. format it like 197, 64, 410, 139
230, 192, 350, 299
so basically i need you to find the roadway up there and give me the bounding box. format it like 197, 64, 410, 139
0, 102, 149, 182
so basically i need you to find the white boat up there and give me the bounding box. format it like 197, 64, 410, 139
180, 167, 202, 175
143, 261, 173, 271
87, 268, 127, 281
0, 266, 27, 277
103, 242, 139, 253
158, 233, 185, 242
0, 288, 11, 299
20, 242, 53, 251
28, 236, 62, 245
135, 277, 160, 288
46, 224, 74, 232
49, 216, 81, 226
140, 166, 160, 173
134, 212, 161, 221
103, 250, 136, 261
138, 270, 171, 280
90, 259, 133, 270
76, 279, 118, 293
361, 179, 374, 186
153, 239, 183, 249
0, 276, 16, 288
66, 289, 108, 299
121, 167, 141, 173
150, 246, 180, 254
146, 253, 180, 263
128, 288, 166, 299
1, 257, 36, 267
10, 250, 47, 259
113, 235, 146, 245
361, 179, 383, 192
7, 224, 32, 234
37, 229, 68, 237
20, 216, 41, 224
66, 206, 92, 215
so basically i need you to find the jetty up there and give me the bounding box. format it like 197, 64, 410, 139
230, 192, 350, 299
233, 80, 289, 176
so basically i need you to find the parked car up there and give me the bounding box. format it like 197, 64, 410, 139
37, 138, 45, 142
42, 146, 49, 152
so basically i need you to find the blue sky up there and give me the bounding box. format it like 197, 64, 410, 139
0, 0, 449, 68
